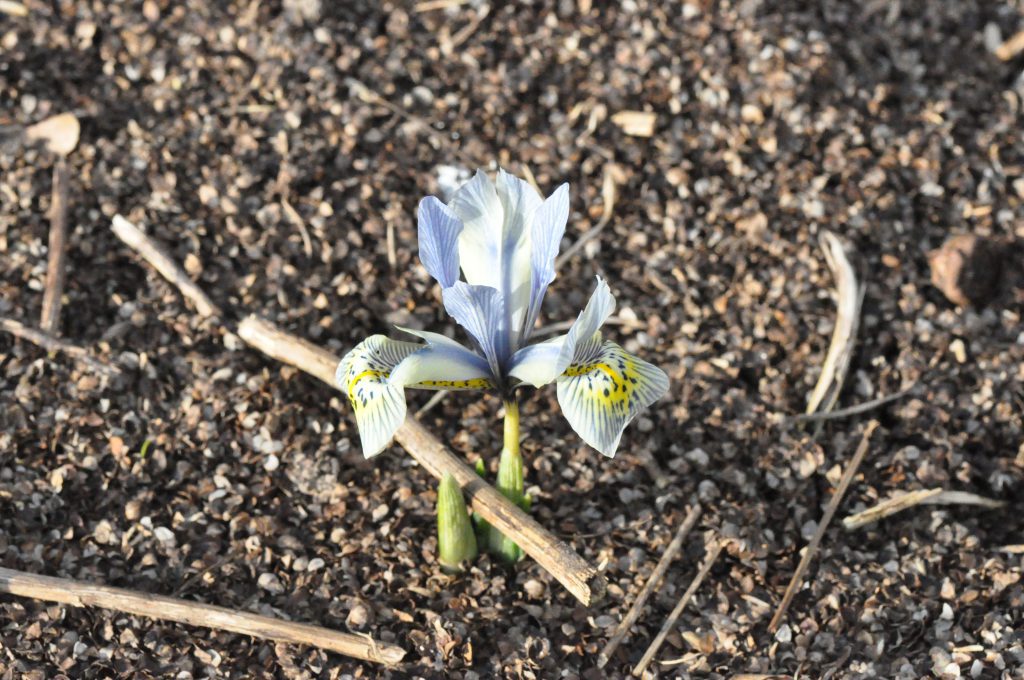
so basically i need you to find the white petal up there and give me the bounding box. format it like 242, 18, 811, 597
507, 276, 615, 387
336, 336, 421, 458
556, 339, 669, 457
449, 169, 503, 290
495, 168, 542, 333
389, 328, 495, 390
507, 336, 564, 387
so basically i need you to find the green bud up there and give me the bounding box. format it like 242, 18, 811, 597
489, 444, 525, 563
474, 458, 487, 477
436, 473, 477, 572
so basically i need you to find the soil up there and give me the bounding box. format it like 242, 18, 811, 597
1, 1, 1023, 678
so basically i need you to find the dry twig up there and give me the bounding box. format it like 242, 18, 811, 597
805, 232, 864, 416
632, 538, 724, 677
768, 420, 879, 632
111, 215, 222, 318
281, 198, 313, 258
788, 384, 916, 424
0, 567, 404, 665
994, 30, 1024, 61
0, 317, 119, 376
842, 488, 1006, 530
40, 159, 70, 334
598, 505, 702, 668
237, 316, 606, 606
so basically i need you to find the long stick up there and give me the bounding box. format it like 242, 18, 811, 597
0, 567, 404, 665
1, 317, 119, 376
768, 420, 879, 632
237, 315, 606, 606
111, 215, 222, 318
40, 159, 70, 334
598, 504, 702, 668
631, 538, 724, 677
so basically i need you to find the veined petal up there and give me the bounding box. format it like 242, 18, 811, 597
390, 327, 496, 390
556, 338, 669, 457
507, 276, 615, 387
441, 281, 508, 378
495, 169, 541, 335
449, 170, 503, 291
507, 337, 563, 387
336, 335, 421, 458
522, 183, 569, 340
417, 196, 463, 288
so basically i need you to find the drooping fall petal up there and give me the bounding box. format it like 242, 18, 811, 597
555, 338, 669, 457
336, 335, 421, 458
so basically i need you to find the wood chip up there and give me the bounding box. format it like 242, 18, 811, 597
611, 110, 657, 137
25, 113, 80, 156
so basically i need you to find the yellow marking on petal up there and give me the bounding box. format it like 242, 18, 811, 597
413, 378, 494, 390
562, 358, 642, 415
348, 369, 389, 409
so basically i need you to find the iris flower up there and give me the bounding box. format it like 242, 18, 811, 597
336, 169, 669, 459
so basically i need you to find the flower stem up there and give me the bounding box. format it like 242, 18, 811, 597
490, 397, 526, 562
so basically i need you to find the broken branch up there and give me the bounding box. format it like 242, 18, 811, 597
769, 420, 879, 632
111, 215, 222, 318
632, 537, 724, 677
598, 504, 702, 668
40, 159, 70, 334
0, 567, 404, 665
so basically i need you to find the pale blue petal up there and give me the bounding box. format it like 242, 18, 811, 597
441, 281, 508, 378
556, 339, 669, 457
449, 170, 503, 291
522, 183, 569, 340
507, 336, 564, 387
417, 196, 463, 288
393, 326, 494, 379
507, 276, 615, 387
389, 345, 495, 391
336, 335, 421, 458
495, 168, 542, 335
565, 276, 615, 351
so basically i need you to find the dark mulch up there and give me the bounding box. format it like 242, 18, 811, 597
2, 1, 1023, 678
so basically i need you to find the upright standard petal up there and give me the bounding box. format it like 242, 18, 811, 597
522, 183, 569, 340
417, 197, 463, 288
336, 335, 421, 458
449, 170, 504, 290
390, 327, 496, 390
441, 281, 509, 379
556, 337, 670, 457
495, 169, 542, 335
507, 276, 615, 387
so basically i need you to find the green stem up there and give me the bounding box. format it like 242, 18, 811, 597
490, 397, 526, 562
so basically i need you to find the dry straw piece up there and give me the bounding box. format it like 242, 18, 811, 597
805, 231, 864, 416
842, 488, 1006, 530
